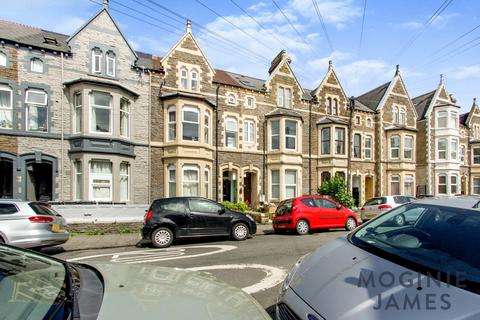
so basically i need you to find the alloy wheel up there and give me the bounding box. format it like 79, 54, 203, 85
296, 220, 309, 235
234, 224, 248, 240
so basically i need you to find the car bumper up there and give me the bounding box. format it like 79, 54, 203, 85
250, 222, 257, 235
277, 287, 323, 320
10, 231, 69, 248
273, 218, 294, 229
142, 224, 154, 240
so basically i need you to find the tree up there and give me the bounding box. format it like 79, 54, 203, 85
317, 176, 355, 208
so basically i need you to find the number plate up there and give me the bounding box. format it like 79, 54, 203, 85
366, 213, 377, 219
51, 224, 63, 233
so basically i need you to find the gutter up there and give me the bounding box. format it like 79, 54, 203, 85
215, 85, 220, 202
308, 99, 313, 194
347, 97, 355, 192
60, 52, 64, 201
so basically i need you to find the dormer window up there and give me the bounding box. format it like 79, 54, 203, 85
227, 94, 236, 105
366, 118, 372, 127
332, 98, 338, 115
106, 51, 116, 77
0, 52, 6, 67
278, 87, 292, 108
191, 69, 199, 91
180, 68, 188, 90
92, 48, 102, 74
30, 58, 43, 73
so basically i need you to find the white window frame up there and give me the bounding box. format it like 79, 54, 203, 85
89, 92, 112, 135
366, 118, 372, 128
473, 147, 480, 165
451, 174, 458, 194
227, 94, 236, 105
191, 69, 199, 91
404, 175, 414, 196
451, 139, 458, 160
390, 175, 400, 195
245, 96, 255, 109
270, 169, 280, 200
204, 167, 210, 199
25, 89, 48, 132
277, 87, 284, 107
30, 57, 43, 73
120, 98, 130, 138
119, 162, 130, 202
167, 106, 176, 141
106, 52, 116, 77
74, 160, 82, 200
365, 135, 372, 159
225, 117, 238, 148
404, 135, 413, 160
92, 48, 102, 74
437, 138, 447, 160
180, 67, 188, 90
0, 85, 13, 130
204, 111, 210, 144
326, 97, 331, 114
390, 135, 400, 159
321, 127, 330, 155
74, 92, 82, 133
332, 98, 338, 115
285, 169, 297, 198
244, 120, 255, 145
438, 174, 447, 194
285, 120, 297, 151
89, 161, 112, 202
284, 88, 292, 108
399, 107, 406, 125
335, 127, 345, 155
0, 52, 6, 67
182, 165, 199, 196
450, 111, 458, 129
353, 133, 361, 158
182, 106, 199, 141
437, 110, 448, 128
392, 106, 399, 124
270, 120, 280, 150
168, 165, 176, 197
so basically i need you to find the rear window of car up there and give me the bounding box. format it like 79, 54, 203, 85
364, 197, 386, 206
29, 203, 56, 216
276, 200, 293, 215
394, 196, 409, 204
0, 203, 18, 214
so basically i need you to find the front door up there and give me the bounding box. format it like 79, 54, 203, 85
187, 199, 231, 235
244, 173, 252, 207
26, 161, 53, 201
0, 158, 13, 198
222, 170, 238, 203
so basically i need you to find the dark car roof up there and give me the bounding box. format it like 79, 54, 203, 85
415, 196, 480, 209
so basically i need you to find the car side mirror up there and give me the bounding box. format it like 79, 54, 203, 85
218, 208, 226, 215
336, 204, 342, 210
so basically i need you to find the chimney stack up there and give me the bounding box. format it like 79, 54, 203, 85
449, 94, 457, 104
395, 64, 400, 76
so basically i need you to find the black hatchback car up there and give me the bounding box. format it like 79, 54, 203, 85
142, 197, 257, 248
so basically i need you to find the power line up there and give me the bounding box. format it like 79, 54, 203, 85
393, 0, 454, 61
424, 36, 480, 67
271, 0, 312, 49
358, 0, 367, 52
311, 0, 334, 53
129, 0, 185, 24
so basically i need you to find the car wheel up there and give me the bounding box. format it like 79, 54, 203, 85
232, 223, 249, 241
345, 217, 357, 231
151, 227, 174, 248
394, 214, 405, 226
296, 219, 310, 235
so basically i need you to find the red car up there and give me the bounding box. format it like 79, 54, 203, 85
272, 195, 358, 235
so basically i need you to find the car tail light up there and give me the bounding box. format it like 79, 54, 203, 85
29, 216, 54, 223
361, 207, 365, 211
145, 210, 153, 222
378, 204, 392, 210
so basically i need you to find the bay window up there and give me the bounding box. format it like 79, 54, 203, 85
191, 69, 199, 91
285, 120, 297, 150
271, 170, 280, 199
271, 120, 280, 150
182, 165, 199, 196
244, 120, 255, 145
404, 175, 414, 196
204, 167, 210, 199
26, 89, 48, 132
474, 148, 480, 164
437, 138, 447, 160
451, 111, 458, 129
182, 107, 199, 141
404, 135, 413, 159
335, 127, 345, 155
180, 68, 188, 90
225, 117, 237, 148
74, 161, 82, 200
451, 174, 458, 194
92, 48, 102, 74
204, 111, 210, 144
450, 139, 458, 160
90, 92, 111, 134
30, 58, 43, 73
168, 107, 176, 141
438, 175, 447, 194
89, 161, 112, 201
0, 85, 13, 129
353, 133, 361, 158
474, 177, 480, 194
168, 165, 176, 197
390, 135, 400, 159
321, 127, 330, 155
285, 170, 297, 198
74, 92, 82, 133
106, 51, 115, 77
120, 99, 130, 138
119, 162, 129, 201
390, 175, 400, 195
365, 135, 372, 159
437, 111, 447, 128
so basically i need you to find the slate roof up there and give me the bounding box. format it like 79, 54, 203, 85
265, 108, 304, 121
0, 20, 70, 52
135, 51, 163, 71
355, 82, 390, 111
316, 117, 349, 125
160, 92, 216, 107
412, 90, 436, 120
353, 100, 375, 113
460, 113, 469, 126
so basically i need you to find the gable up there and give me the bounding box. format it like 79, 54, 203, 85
265, 56, 304, 95
391, 77, 407, 96
313, 66, 347, 103
438, 87, 449, 100
326, 73, 339, 86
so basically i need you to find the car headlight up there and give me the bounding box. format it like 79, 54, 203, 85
281, 253, 311, 293
246, 214, 255, 222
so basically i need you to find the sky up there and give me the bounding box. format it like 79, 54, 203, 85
2, 0, 480, 111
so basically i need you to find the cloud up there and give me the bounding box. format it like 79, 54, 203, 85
451, 65, 480, 80
399, 21, 423, 30
289, 0, 362, 29
336, 59, 389, 86
397, 13, 459, 31
130, 36, 170, 54
307, 50, 353, 70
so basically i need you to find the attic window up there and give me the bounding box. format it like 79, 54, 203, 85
43, 37, 58, 45
239, 80, 255, 88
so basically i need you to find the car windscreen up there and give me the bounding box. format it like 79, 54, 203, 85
350, 203, 480, 294
0, 245, 68, 319
29, 203, 57, 216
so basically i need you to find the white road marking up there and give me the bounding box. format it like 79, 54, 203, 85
187, 264, 287, 294
68, 245, 237, 264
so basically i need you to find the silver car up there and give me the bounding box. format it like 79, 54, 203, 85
0, 200, 69, 248
361, 195, 416, 223
277, 197, 480, 319
0, 244, 271, 319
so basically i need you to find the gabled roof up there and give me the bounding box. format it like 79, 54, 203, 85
160, 91, 216, 108
460, 112, 469, 126
412, 90, 436, 120
355, 82, 390, 111
135, 51, 163, 71
68, 8, 138, 59
265, 108, 303, 121
0, 20, 70, 52
268, 50, 286, 74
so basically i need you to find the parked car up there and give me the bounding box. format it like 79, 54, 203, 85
0, 244, 270, 320
0, 200, 69, 248
277, 197, 480, 320
360, 195, 416, 223
272, 195, 358, 235
142, 197, 257, 248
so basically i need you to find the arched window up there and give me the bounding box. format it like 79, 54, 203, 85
0, 85, 13, 129
106, 51, 116, 77
91, 48, 102, 74
326, 97, 332, 114
0, 52, 6, 67
366, 118, 372, 127
30, 58, 43, 73
399, 107, 406, 125
180, 67, 188, 90
332, 98, 338, 115
191, 69, 199, 91
225, 117, 237, 148
392, 106, 399, 124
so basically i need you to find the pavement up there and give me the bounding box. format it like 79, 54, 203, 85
46, 226, 347, 317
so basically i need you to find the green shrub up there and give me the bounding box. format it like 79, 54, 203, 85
317, 176, 355, 208
222, 201, 249, 212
